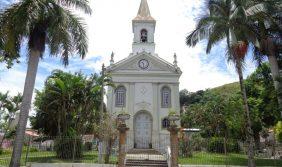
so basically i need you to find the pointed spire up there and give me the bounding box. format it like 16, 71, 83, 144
173, 53, 178, 67
110, 52, 114, 65
133, 0, 155, 21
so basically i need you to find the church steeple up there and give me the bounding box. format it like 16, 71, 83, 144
133, 0, 155, 22
132, 0, 156, 55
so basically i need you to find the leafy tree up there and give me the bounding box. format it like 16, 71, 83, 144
180, 89, 205, 107
31, 70, 111, 159
186, 0, 259, 165
0, 92, 22, 147
0, 0, 92, 165
246, 0, 282, 112
92, 113, 118, 164
245, 63, 279, 148
31, 70, 105, 136
274, 121, 282, 143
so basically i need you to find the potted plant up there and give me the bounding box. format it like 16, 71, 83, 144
117, 109, 130, 122
168, 109, 180, 126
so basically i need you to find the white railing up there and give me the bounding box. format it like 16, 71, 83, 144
165, 146, 171, 167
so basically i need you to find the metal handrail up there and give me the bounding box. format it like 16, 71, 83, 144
165, 146, 171, 167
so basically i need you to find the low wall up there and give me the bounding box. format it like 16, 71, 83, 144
29, 163, 116, 167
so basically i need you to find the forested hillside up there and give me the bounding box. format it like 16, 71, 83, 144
180, 63, 279, 145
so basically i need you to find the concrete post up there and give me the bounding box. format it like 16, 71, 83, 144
168, 125, 179, 167
118, 124, 129, 167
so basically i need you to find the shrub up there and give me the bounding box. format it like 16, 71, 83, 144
228, 140, 240, 153
275, 121, 282, 143
208, 137, 225, 153
29, 147, 39, 152
84, 142, 93, 151
0, 148, 3, 155
54, 137, 83, 159
191, 134, 207, 151
207, 137, 240, 153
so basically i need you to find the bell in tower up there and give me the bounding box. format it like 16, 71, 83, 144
132, 0, 156, 55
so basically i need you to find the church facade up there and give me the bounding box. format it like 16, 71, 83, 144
106, 0, 182, 151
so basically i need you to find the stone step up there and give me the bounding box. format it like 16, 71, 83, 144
126, 159, 168, 167
127, 149, 161, 155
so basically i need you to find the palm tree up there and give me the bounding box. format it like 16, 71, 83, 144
0, 0, 91, 166
245, 0, 282, 114
186, 0, 256, 166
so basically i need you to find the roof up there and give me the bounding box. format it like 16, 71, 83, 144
133, 0, 155, 22
106, 51, 182, 75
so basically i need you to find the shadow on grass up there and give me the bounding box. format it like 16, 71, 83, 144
179, 152, 282, 166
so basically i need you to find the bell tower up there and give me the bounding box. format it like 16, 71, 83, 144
132, 0, 156, 55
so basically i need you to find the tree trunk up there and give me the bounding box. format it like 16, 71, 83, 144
236, 62, 256, 167
104, 138, 112, 164
267, 54, 282, 117
9, 50, 40, 167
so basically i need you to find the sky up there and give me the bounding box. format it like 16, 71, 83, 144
0, 0, 257, 97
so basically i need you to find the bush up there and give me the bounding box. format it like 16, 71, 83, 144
54, 137, 83, 159
191, 134, 207, 151
228, 140, 240, 153
84, 142, 93, 151
275, 121, 282, 143
207, 137, 240, 153
208, 137, 225, 153
29, 147, 39, 152
0, 148, 3, 155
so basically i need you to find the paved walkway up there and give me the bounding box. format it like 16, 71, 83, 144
29, 164, 116, 167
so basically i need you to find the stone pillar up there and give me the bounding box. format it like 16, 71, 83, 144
168, 125, 179, 167
118, 124, 129, 167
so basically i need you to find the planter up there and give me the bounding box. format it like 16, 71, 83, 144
117, 113, 130, 122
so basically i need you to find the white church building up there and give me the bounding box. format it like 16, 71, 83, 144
106, 0, 182, 151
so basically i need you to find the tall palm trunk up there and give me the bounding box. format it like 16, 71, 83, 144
9, 50, 40, 167
236, 62, 256, 167
267, 53, 282, 116
261, 37, 282, 116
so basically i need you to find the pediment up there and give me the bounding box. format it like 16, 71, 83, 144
106, 52, 182, 75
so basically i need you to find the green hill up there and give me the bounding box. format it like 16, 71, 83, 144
210, 82, 240, 97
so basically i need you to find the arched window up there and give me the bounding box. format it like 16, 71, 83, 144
140, 29, 148, 43
162, 118, 170, 128
115, 86, 126, 107
161, 86, 171, 108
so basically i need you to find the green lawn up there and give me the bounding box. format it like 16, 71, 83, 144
0, 150, 117, 166
1, 150, 282, 166
179, 152, 282, 166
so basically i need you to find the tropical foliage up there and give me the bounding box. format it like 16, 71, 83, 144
31, 70, 112, 159
185, 0, 281, 166
181, 63, 279, 148
0, 92, 22, 146
31, 70, 110, 136
0, 0, 92, 165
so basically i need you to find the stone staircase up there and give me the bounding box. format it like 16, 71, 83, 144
125, 159, 168, 167
125, 149, 168, 167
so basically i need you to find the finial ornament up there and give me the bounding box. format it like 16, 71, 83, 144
173, 53, 178, 67
110, 52, 114, 65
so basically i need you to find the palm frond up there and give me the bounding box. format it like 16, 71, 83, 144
186, 15, 227, 46
206, 24, 227, 53
56, 0, 92, 14
245, 3, 266, 16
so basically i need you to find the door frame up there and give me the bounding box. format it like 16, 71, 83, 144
133, 110, 153, 149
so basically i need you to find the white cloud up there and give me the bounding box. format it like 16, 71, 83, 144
83, 0, 256, 91
0, 0, 257, 96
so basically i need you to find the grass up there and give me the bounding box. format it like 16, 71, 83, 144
0, 150, 117, 166
179, 152, 282, 166
1, 150, 282, 166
